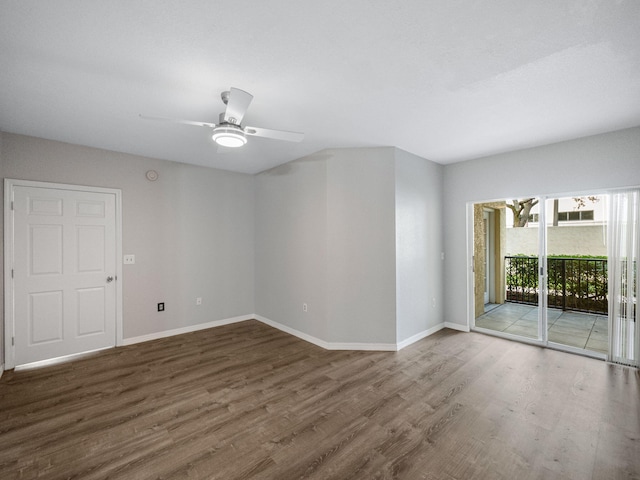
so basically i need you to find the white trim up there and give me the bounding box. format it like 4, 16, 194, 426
538, 195, 548, 342
2, 311, 465, 368
472, 326, 545, 347
4, 179, 124, 370
3, 180, 14, 369
255, 315, 398, 351
466, 202, 475, 331
445, 322, 471, 333
326, 342, 398, 351
0, 363, 3, 379
15, 346, 112, 371
547, 341, 607, 361
114, 187, 123, 348
255, 315, 331, 349
122, 315, 254, 346
126, 314, 402, 352
396, 323, 445, 350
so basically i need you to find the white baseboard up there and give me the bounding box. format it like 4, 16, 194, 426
254, 315, 331, 349
122, 314, 254, 346
396, 323, 445, 351
326, 341, 398, 352
15, 347, 112, 371
121, 314, 461, 352
255, 315, 398, 351
444, 321, 470, 333
3, 316, 468, 372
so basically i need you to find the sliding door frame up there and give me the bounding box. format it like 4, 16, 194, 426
467, 189, 625, 361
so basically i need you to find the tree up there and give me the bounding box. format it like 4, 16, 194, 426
506, 198, 538, 227
573, 196, 600, 209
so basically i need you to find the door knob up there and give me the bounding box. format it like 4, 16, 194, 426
106, 276, 114, 283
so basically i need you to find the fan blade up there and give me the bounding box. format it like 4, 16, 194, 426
139, 114, 215, 128
244, 126, 304, 142
224, 88, 253, 125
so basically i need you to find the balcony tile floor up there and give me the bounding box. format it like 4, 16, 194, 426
475, 303, 608, 354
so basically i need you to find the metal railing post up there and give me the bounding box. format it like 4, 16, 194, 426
562, 258, 567, 311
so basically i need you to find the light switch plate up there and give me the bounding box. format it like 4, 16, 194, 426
123, 254, 135, 264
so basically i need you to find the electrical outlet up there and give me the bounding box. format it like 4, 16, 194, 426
123, 254, 135, 264
158, 302, 164, 312
196, 297, 202, 305
303, 303, 308, 312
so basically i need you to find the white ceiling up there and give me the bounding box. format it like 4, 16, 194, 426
1, 1, 639, 174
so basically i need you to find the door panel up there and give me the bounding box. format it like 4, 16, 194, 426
473, 199, 541, 341
30, 225, 63, 275
544, 195, 608, 354
77, 287, 106, 336
13, 186, 117, 366
77, 226, 105, 272
29, 290, 63, 344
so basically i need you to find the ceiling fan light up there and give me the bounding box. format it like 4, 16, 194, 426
212, 125, 247, 148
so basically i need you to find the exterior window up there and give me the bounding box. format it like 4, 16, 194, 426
556, 210, 594, 222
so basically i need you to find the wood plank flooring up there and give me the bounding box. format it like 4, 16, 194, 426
1, 320, 638, 479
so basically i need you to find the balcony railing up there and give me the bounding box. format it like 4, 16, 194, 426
505, 256, 608, 314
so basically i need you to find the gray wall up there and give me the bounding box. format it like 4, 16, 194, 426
256, 147, 399, 345
395, 149, 444, 342
0, 133, 255, 345
4, 125, 637, 360
254, 152, 329, 341
443, 126, 640, 328
326, 148, 397, 344
255, 146, 445, 345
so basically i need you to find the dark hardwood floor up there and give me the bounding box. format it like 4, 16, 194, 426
1, 320, 638, 479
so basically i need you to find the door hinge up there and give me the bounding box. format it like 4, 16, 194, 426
11, 269, 14, 279
540, 267, 544, 276
12, 337, 15, 346
11, 201, 14, 210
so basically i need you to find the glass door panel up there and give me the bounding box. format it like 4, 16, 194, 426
544, 195, 609, 354
474, 199, 541, 341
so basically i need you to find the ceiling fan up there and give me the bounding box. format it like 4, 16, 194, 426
140, 87, 304, 148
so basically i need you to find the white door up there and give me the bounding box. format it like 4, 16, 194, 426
10, 185, 117, 366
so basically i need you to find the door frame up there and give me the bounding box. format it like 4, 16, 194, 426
467, 190, 624, 361
4, 179, 123, 370
468, 197, 551, 348
483, 208, 496, 305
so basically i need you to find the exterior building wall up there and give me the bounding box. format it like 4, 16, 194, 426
473, 204, 485, 317
507, 225, 607, 256
474, 201, 506, 318
526, 195, 607, 226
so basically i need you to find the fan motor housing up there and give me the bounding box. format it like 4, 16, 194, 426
212, 124, 247, 147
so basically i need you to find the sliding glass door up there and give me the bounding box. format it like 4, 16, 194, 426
471, 191, 640, 361
544, 195, 609, 354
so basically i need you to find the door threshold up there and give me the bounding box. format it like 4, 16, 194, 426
472, 327, 608, 361
14, 347, 113, 371
547, 342, 607, 360
471, 326, 545, 348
